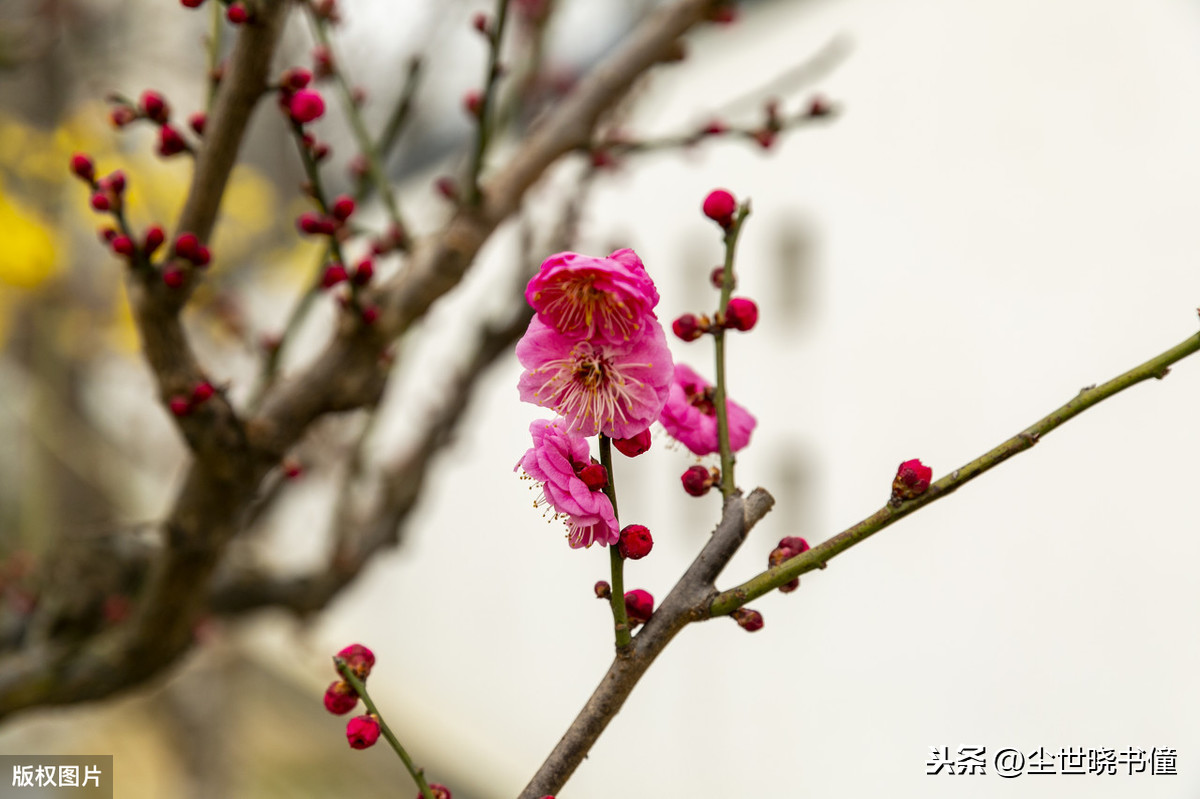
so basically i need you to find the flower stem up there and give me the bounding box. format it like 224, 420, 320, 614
712, 203, 751, 498
206, 0, 223, 111
304, 7, 407, 236
336, 658, 437, 799
467, 0, 512, 205
600, 434, 631, 650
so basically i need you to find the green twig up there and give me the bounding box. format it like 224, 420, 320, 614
712, 203, 751, 498
599, 435, 631, 650
467, 0, 512, 204
304, 8, 407, 235
336, 658, 436, 799
709, 328, 1200, 616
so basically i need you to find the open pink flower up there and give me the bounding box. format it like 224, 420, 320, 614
525, 249, 659, 343
659, 363, 756, 455
517, 316, 672, 439
516, 418, 618, 548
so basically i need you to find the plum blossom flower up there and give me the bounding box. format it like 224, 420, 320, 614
516, 418, 618, 548
659, 363, 755, 455
525, 249, 659, 344
517, 316, 672, 439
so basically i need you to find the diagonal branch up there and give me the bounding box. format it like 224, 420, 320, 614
709, 327, 1200, 616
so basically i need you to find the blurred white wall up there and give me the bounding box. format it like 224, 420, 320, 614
282, 0, 1200, 796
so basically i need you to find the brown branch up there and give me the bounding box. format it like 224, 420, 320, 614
0, 0, 722, 719
208, 305, 533, 618
0, 4, 291, 718
250, 0, 723, 456
518, 488, 775, 799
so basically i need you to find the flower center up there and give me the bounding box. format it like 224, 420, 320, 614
538, 274, 639, 340
683, 382, 717, 416
530, 342, 650, 434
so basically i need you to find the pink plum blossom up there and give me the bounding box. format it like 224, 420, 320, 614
525, 249, 660, 343
659, 363, 756, 455
517, 316, 672, 439
516, 418, 618, 548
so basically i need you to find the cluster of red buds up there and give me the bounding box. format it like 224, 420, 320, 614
296, 193, 355, 239
180, 0, 252, 24
277, 68, 326, 126
680, 464, 719, 497
323, 644, 381, 749
167, 380, 217, 418
768, 536, 810, 594
671, 296, 758, 341
109, 90, 198, 158
72, 153, 215, 287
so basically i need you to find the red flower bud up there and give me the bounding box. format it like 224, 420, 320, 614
312, 45, 335, 79
576, 463, 608, 492
296, 212, 331, 236
330, 194, 355, 221
143, 225, 166, 256
69, 153, 95, 183
168, 395, 191, 416
287, 89, 325, 124
702, 188, 737, 228
624, 589, 654, 626
157, 124, 188, 157
282, 459, 303, 479
709, 266, 729, 289
752, 129, 776, 149
110, 235, 135, 258
109, 105, 137, 128
808, 95, 832, 118
280, 67, 312, 91
672, 313, 704, 342
594, 580, 611, 599
352, 258, 374, 286
321, 263, 349, 289
337, 643, 375, 679
191, 381, 215, 404
732, 607, 764, 632
100, 170, 126, 195
187, 111, 207, 136
346, 714, 381, 749
892, 459, 933, 502
89, 192, 111, 212
463, 90, 483, 117
139, 90, 169, 124
162, 265, 187, 289
618, 524, 653, 560
612, 429, 651, 457
701, 119, 727, 136
423, 785, 452, 799
472, 12, 489, 33
98, 227, 118, 243
173, 232, 199, 260
180, 0, 206, 7
434, 176, 458, 201
323, 680, 358, 715
226, 2, 250, 23
724, 297, 758, 331
681, 465, 715, 497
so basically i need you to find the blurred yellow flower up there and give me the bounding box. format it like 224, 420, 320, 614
0, 180, 58, 289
